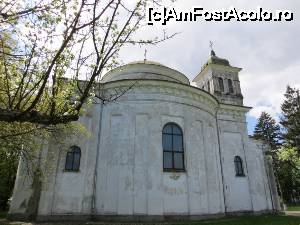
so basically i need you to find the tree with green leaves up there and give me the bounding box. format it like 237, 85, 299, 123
0, 120, 87, 210
276, 145, 300, 203
252, 111, 285, 200
253, 111, 281, 151
0, 0, 177, 125
281, 86, 300, 152
276, 85, 300, 203
0, 0, 178, 212
0, 144, 18, 210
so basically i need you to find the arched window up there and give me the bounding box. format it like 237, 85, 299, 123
162, 123, 185, 171
234, 156, 245, 176
65, 146, 81, 171
218, 77, 224, 92
228, 79, 234, 93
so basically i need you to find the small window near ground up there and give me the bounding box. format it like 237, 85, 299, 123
65, 146, 81, 171
234, 156, 245, 176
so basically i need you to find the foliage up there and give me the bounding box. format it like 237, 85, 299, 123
278, 86, 300, 202
0, 0, 176, 211
253, 112, 283, 193
280, 86, 300, 151
253, 111, 281, 152
253, 86, 300, 203
0, 120, 87, 210
278, 145, 300, 167
0, 210, 7, 219
0, 0, 177, 125
276, 145, 300, 202
0, 146, 18, 211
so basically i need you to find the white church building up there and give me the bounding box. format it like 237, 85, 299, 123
9, 50, 280, 221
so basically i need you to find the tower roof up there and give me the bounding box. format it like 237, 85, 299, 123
193, 50, 241, 83
201, 50, 230, 71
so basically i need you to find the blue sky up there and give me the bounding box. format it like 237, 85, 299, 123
246, 115, 257, 135
119, 0, 300, 135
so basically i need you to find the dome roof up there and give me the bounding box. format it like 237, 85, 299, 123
127, 60, 165, 66
101, 60, 190, 85
200, 50, 230, 71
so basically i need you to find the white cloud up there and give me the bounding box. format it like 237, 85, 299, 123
118, 0, 300, 122
247, 106, 279, 121
241, 62, 300, 120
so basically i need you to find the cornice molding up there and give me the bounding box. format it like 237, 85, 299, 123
218, 103, 251, 118
98, 79, 251, 119
102, 79, 219, 111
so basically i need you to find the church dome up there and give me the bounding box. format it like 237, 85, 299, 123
101, 60, 190, 85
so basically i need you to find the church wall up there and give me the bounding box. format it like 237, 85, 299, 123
9, 139, 50, 218
220, 130, 252, 212
9, 61, 281, 221
133, 114, 149, 214
185, 120, 208, 214
9, 81, 278, 220
194, 68, 212, 91
35, 85, 272, 218
217, 108, 275, 213
161, 115, 188, 214
94, 94, 224, 216
8, 154, 35, 215
36, 104, 102, 216
245, 140, 274, 211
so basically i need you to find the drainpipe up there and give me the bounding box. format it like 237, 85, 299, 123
91, 100, 104, 217
215, 105, 227, 213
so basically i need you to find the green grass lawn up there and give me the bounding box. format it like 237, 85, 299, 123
0, 215, 300, 225
287, 204, 300, 211
173, 215, 300, 225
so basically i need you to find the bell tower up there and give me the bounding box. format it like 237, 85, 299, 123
193, 49, 243, 106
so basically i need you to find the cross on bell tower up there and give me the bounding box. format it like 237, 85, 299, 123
209, 41, 216, 56
144, 49, 147, 63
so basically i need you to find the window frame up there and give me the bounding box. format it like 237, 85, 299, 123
162, 123, 185, 172
228, 79, 234, 94
234, 156, 245, 177
64, 145, 81, 172
218, 77, 224, 92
